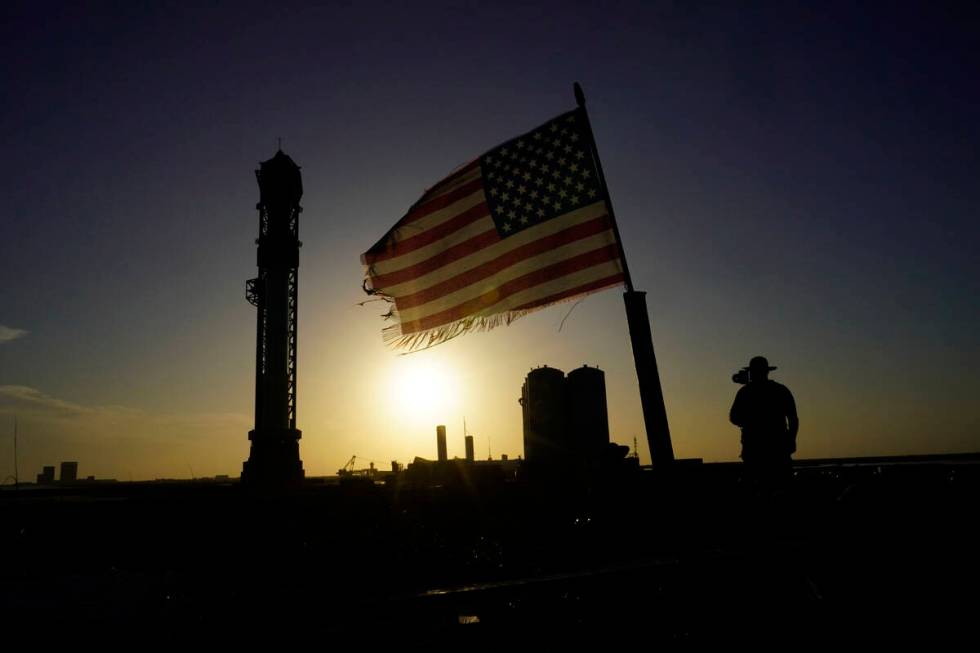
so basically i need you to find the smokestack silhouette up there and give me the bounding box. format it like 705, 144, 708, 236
436, 425, 448, 462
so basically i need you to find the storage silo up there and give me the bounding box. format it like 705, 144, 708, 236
567, 365, 611, 460
520, 366, 568, 468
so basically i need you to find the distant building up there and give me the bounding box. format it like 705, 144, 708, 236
60, 461, 78, 483
465, 435, 475, 462
400, 456, 519, 488
37, 466, 55, 485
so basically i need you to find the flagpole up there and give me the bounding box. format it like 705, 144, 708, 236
574, 82, 675, 467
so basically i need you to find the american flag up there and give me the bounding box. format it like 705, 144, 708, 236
361, 109, 626, 350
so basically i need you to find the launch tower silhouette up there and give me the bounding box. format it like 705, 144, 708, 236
242, 150, 305, 483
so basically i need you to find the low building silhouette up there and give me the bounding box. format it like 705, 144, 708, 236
60, 461, 78, 483
399, 454, 520, 489
36, 466, 55, 485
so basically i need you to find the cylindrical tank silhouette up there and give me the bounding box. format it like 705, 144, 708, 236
465, 435, 475, 462
567, 365, 610, 460
436, 425, 448, 462
520, 366, 569, 469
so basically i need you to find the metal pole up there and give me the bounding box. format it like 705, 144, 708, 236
574, 82, 635, 293
574, 82, 675, 466
623, 291, 675, 465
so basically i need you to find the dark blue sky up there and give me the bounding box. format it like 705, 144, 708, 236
1, 1, 978, 478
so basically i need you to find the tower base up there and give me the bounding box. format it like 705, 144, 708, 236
242, 428, 305, 485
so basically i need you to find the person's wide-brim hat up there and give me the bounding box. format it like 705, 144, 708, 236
749, 356, 777, 371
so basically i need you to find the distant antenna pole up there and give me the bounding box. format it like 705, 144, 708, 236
574, 82, 674, 467
13, 417, 18, 488
488, 437, 492, 461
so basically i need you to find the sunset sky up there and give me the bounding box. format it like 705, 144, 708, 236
2, 2, 978, 481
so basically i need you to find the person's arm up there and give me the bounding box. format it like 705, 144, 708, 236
785, 387, 799, 449
730, 389, 745, 427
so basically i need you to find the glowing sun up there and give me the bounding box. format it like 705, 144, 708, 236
388, 355, 458, 421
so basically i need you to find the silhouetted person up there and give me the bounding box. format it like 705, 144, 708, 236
730, 356, 798, 486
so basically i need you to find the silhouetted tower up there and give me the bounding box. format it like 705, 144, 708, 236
436, 425, 448, 462
567, 365, 611, 459
465, 435, 475, 462
520, 366, 569, 471
242, 151, 305, 484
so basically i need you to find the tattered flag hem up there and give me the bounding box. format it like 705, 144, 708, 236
370, 279, 625, 353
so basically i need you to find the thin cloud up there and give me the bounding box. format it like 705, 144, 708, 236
0, 325, 28, 344
0, 385, 248, 433
0, 385, 91, 417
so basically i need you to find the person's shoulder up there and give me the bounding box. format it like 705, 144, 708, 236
769, 380, 794, 396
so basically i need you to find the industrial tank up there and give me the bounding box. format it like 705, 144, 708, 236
566, 365, 610, 460
520, 366, 568, 468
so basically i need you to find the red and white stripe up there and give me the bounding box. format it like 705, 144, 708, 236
362, 161, 625, 342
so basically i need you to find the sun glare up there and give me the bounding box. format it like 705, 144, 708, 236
388, 355, 459, 422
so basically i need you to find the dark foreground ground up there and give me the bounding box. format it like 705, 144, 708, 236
2, 456, 979, 640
